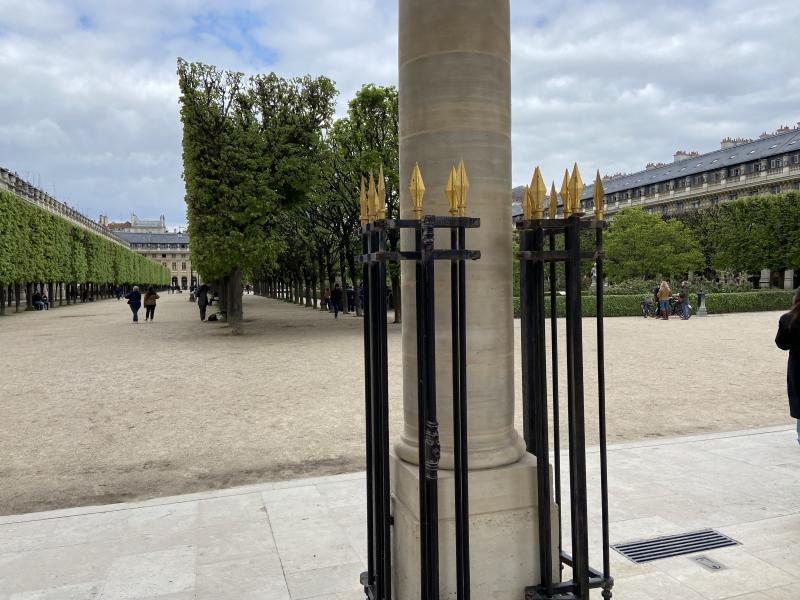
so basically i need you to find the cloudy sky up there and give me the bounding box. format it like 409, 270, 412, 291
1, 0, 798, 228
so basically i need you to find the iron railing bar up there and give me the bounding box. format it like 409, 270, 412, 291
595, 223, 612, 599
361, 227, 375, 595
549, 233, 563, 571
457, 225, 471, 599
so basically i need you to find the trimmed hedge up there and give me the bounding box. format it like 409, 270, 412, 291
513, 290, 793, 318
0, 189, 170, 286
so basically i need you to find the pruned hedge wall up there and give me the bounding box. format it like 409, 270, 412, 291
513, 291, 793, 318
0, 189, 170, 285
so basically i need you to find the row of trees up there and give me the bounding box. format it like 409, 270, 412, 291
0, 189, 171, 315
604, 191, 800, 282
178, 59, 398, 334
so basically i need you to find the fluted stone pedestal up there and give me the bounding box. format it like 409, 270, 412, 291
393, 0, 547, 597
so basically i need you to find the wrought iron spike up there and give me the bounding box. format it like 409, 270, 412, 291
560, 169, 572, 218
409, 162, 425, 220
446, 165, 458, 216
367, 171, 377, 222
569, 163, 585, 216
523, 184, 531, 220
530, 166, 547, 219
594, 169, 605, 221
549, 181, 558, 218
456, 159, 469, 216
377, 165, 386, 220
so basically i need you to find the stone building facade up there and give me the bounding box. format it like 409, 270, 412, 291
511, 125, 800, 288
115, 231, 194, 290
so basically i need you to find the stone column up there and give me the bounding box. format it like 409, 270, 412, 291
393, 1, 549, 597
784, 269, 794, 290
760, 268, 771, 289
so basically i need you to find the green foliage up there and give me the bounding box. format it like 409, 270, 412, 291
177, 59, 337, 286
513, 290, 793, 318
0, 189, 169, 286
605, 207, 704, 281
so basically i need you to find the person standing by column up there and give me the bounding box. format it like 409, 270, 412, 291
774, 287, 800, 446
125, 286, 142, 324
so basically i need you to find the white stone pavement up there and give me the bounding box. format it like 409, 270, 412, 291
1, 425, 799, 600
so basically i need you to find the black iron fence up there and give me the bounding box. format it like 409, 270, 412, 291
359, 213, 480, 600
518, 213, 613, 600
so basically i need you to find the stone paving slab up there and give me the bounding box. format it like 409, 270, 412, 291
0, 426, 798, 599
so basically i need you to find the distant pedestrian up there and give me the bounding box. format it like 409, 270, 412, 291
125, 286, 142, 323
346, 286, 355, 313
143, 286, 160, 322
115, 286, 122, 300
657, 281, 671, 320
322, 287, 331, 311
775, 287, 800, 446
331, 283, 343, 319
196, 283, 209, 321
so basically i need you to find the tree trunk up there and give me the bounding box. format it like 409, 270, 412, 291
317, 257, 325, 310
345, 251, 362, 317
228, 267, 243, 335
218, 278, 228, 320
25, 283, 34, 310
312, 272, 318, 308
339, 258, 348, 314
0, 284, 5, 316
48, 282, 55, 308
14, 284, 20, 312
305, 278, 312, 307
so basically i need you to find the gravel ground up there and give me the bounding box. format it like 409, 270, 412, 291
0, 293, 793, 515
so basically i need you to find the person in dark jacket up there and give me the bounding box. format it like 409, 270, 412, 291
125, 286, 142, 323
196, 283, 209, 321
331, 283, 343, 319
775, 287, 800, 445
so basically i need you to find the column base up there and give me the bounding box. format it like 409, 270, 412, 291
390, 451, 558, 599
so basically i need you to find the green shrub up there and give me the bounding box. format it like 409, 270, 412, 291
513, 290, 793, 318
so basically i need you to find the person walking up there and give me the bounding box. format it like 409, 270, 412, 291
322, 287, 331, 311
196, 283, 209, 321
657, 281, 672, 320
125, 286, 142, 323
775, 287, 800, 446
143, 286, 160, 322
331, 283, 343, 319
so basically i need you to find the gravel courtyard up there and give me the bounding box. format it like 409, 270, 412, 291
0, 293, 793, 515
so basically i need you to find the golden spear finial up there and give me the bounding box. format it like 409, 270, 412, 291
409, 162, 425, 219
593, 170, 605, 220
359, 175, 368, 225
456, 159, 469, 216
522, 184, 531, 219
529, 166, 547, 219
548, 182, 558, 219
446, 165, 458, 215
367, 171, 377, 222
377, 164, 386, 220
560, 169, 572, 218
569, 163, 585, 216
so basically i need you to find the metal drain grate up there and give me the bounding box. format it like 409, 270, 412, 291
612, 529, 739, 564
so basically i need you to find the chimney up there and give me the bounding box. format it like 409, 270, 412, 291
674, 150, 698, 163
160, 215, 166, 230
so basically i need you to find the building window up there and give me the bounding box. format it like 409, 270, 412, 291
730, 167, 741, 177
162, 262, 167, 267
729, 193, 737, 201
181, 262, 187, 270
692, 201, 700, 209
172, 253, 176, 258
770, 158, 783, 169
792, 154, 800, 164
172, 262, 176, 270
675, 201, 684, 210
161, 253, 166, 258
771, 185, 782, 194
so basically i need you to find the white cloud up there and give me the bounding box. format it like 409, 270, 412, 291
0, 0, 797, 225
